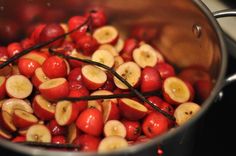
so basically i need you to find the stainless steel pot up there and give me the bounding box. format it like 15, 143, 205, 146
0, 0, 236, 156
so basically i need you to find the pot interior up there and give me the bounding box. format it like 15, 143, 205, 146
0, 0, 225, 155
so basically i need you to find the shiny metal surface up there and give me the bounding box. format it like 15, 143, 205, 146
0, 0, 228, 156
213, 9, 236, 18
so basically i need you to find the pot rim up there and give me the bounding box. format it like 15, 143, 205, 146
0, 0, 227, 155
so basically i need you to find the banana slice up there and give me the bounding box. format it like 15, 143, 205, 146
174, 102, 201, 126
98, 136, 128, 153
133, 44, 163, 68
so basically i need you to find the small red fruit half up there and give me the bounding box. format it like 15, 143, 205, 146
118, 98, 148, 120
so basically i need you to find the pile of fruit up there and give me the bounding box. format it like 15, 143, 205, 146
0, 8, 212, 153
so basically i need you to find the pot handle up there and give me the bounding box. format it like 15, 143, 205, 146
213, 9, 236, 18
211, 9, 236, 101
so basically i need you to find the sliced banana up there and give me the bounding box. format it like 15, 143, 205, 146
133, 44, 161, 68
174, 102, 201, 126
98, 136, 128, 153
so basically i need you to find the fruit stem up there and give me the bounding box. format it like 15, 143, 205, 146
0, 16, 92, 69
63, 91, 160, 101
49, 48, 175, 121
20, 141, 80, 149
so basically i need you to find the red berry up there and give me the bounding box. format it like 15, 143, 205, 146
155, 62, 175, 80
18, 58, 41, 78
73, 134, 100, 152
52, 135, 66, 144
142, 112, 169, 138
42, 56, 67, 78
0, 46, 8, 61
30, 24, 46, 43
122, 120, 141, 141
141, 67, 162, 92
39, 23, 65, 47
85, 9, 107, 28
76, 108, 103, 136
60, 41, 75, 54
68, 16, 88, 40
68, 89, 89, 114
12, 136, 26, 143
21, 38, 35, 50
7, 42, 23, 58
47, 119, 66, 136
68, 67, 83, 83
76, 34, 99, 56
144, 96, 163, 112
121, 38, 138, 61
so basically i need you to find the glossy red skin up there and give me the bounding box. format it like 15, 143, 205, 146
131, 26, 157, 42
60, 41, 75, 54
47, 119, 66, 136
194, 79, 213, 102
104, 101, 120, 122
30, 24, 46, 44
185, 81, 195, 102
52, 135, 66, 144
178, 66, 211, 85
42, 56, 67, 78
73, 134, 100, 152
122, 120, 141, 141
21, 38, 35, 50
12, 136, 26, 143
18, 58, 41, 78
76, 34, 99, 56
7, 42, 23, 58
0, 46, 8, 61
39, 80, 69, 101
76, 108, 103, 136
154, 62, 176, 80
144, 96, 163, 112
118, 99, 147, 121
12, 111, 37, 129
82, 72, 106, 91
85, 9, 107, 28
0, 77, 6, 100
68, 16, 88, 40
68, 67, 83, 83
121, 38, 138, 61
39, 24, 65, 47
141, 67, 162, 92
99, 73, 115, 91
31, 69, 48, 88
68, 80, 85, 90
68, 89, 89, 114
32, 96, 55, 120
142, 112, 169, 138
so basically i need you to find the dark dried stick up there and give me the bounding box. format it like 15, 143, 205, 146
49, 48, 175, 121
0, 16, 92, 69
63, 91, 160, 101
20, 142, 79, 149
